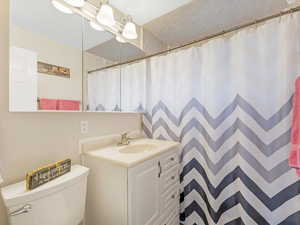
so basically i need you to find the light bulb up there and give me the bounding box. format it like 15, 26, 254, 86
122, 22, 137, 39
63, 0, 85, 7
96, 4, 115, 27
116, 35, 126, 43
90, 21, 104, 31
52, 0, 73, 14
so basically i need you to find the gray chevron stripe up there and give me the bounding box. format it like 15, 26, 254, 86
182, 138, 291, 182
150, 98, 237, 129
142, 123, 152, 138
150, 98, 237, 128
152, 117, 290, 156
231, 119, 291, 157
152, 118, 180, 141
144, 111, 152, 124
237, 95, 293, 131
146, 95, 293, 131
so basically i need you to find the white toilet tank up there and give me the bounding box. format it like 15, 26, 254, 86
1, 165, 89, 225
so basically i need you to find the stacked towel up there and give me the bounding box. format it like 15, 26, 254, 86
57, 100, 80, 111
289, 77, 300, 176
38, 99, 81, 111
39, 98, 57, 110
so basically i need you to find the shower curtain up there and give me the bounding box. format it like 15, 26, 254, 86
88, 13, 300, 224
143, 14, 300, 225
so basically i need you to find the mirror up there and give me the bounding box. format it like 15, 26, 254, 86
9, 0, 85, 112
9, 0, 195, 113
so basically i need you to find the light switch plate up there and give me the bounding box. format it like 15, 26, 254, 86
80, 121, 88, 134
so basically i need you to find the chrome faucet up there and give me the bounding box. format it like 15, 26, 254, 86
118, 132, 131, 146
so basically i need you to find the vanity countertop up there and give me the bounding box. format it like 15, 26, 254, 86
84, 138, 180, 168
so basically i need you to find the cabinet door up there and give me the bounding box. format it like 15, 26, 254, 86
128, 158, 161, 225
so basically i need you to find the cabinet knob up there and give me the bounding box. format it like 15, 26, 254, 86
171, 194, 175, 199
170, 157, 175, 161
171, 176, 175, 180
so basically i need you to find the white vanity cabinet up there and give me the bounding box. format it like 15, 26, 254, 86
84, 144, 180, 225
128, 149, 180, 225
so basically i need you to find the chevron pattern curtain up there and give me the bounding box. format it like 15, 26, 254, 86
143, 13, 300, 225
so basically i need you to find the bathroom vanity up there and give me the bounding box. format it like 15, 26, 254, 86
80, 136, 180, 225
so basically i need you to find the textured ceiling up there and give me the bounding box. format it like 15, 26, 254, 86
88, 0, 292, 63
11, 0, 293, 60
144, 0, 290, 47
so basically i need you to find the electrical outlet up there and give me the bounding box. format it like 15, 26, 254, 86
80, 121, 88, 134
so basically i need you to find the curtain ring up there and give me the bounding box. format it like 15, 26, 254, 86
167, 45, 171, 55
279, 12, 283, 23
222, 30, 226, 38
220, 24, 226, 38
291, 8, 295, 18
253, 20, 258, 29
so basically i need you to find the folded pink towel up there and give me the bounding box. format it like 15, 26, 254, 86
39, 98, 58, 110
289, 77, 300, 176
57, 100, 80, 111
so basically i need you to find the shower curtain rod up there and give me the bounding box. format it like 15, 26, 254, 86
88, 5, 300, 74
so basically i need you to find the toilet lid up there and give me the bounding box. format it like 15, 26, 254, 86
1, 165, 89, 208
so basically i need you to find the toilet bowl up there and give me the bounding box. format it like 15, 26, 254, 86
1, 165, 89, 225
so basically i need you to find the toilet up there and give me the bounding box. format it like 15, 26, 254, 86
1, 165, 89, 225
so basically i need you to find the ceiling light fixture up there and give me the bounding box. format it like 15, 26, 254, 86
96, 3, 115, 27
122, 21, 137, 40
52, 0, 74, 14
51, 1, 138, 43
90, 21, 104, 31
63, 0, 86, 7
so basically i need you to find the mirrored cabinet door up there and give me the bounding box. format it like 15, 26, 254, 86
10, 0, 84, 112
83, 18, 122, 112
119, 60, 146, 113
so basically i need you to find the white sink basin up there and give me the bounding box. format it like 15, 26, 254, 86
119, 144, 157, 153
81, 136, 180, 167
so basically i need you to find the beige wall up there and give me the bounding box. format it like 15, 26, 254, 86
0, 1, 141, 224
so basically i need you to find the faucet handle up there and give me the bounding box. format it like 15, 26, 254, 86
118, 132, 131, 146
121, 132, 129, 138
